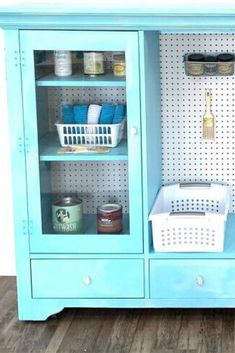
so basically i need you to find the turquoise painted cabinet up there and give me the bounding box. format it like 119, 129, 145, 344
2, 6, 235, 320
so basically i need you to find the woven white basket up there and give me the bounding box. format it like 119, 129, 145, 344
149, 183, 229, 252
55, 119, 125, 147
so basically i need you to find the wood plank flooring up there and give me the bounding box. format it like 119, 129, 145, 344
0, 276, 235, 353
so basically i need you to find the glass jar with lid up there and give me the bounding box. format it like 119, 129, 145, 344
83, 52, 104, 77
187, 53, 204, 76
217, 53, 234, 75
204, 55, 218, 76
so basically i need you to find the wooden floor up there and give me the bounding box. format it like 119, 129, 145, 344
0, 277, 235, 353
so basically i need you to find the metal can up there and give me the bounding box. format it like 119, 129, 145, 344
54, 50, 72, 77
52, 197, 83, 234
84, 52, 104, 77
113, 52, 126, 77
97, 203, 122, 234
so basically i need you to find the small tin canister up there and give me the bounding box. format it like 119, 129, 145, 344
97, 203, 122, 234
83, 52, 104, 77
52, 197, 83, 234
54, 50, 72, 77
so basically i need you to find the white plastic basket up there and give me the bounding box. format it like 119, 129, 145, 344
55, 119, 125, 147
149, 183, 230, 252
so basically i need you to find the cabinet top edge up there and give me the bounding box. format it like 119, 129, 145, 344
2, 3, 235, 16
2, 4, 235, 30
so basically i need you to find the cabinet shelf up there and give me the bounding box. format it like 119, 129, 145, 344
39, 133, 128, 161
149, 213, 235, 259
43, 213, 129, 235
36, 72, 126, 87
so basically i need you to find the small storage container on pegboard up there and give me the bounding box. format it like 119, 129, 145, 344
149, 183, 229, 252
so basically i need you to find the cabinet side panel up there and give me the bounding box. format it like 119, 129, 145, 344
5, 30, 32, 317
140, 31, 162, 210
139, 31, 162, 233
139, 31, 162, 297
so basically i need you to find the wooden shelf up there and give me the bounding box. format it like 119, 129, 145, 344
39, 133, 128, 161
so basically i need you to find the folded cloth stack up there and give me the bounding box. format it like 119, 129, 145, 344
63, 103, 126, 125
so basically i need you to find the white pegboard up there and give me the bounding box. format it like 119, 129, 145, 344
160, 33, 235, 212
50, 161, 129, 214
44, 84, 127, 216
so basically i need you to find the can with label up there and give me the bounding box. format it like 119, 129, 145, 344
54, 51, 72, 77
83, 52, 104, 77
97, 203, 122, 234
52, 197, 83, 234
113, 52, 126, 77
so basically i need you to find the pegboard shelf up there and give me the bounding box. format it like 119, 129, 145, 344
39, 133, 128, 161
36, 72, 126, 87
149, 213, 235, 259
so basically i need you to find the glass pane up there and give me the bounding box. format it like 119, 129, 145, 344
33, 49, 130, 237
40, 161, 130, 235
34, 50, 126, 79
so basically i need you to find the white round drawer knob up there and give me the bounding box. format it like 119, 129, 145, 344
130, 127, 138, 136
196, 275, 204, 286
83, 275, 92, 286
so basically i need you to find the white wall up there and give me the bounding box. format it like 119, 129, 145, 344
0, 28, 15, 275
0, 0, 234, 275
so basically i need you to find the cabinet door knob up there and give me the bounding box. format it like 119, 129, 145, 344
83, 275, 92, 286
130, 127, 138, 136
195, 275, 204, 286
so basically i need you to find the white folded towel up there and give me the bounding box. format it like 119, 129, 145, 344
87, 104, 102, 124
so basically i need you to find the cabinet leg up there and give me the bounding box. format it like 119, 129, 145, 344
17, 299, 64, 321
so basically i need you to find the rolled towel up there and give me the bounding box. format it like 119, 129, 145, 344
63, 104, 74, 124
73, 104, 88, 124
112, 104, 126, 124
87, 104, 102, 124
99, 103, 115, 124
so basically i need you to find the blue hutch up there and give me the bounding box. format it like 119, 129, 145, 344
1, 5, 235, 320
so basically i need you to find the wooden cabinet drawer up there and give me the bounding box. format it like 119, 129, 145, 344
31, 259, 144, 298
150, 260, 235, 299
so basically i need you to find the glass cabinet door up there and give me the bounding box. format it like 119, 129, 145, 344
20, 30, 142, 253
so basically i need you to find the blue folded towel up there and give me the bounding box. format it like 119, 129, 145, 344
99, 103, 115, 124
63, 104, 74, 124
73, 104, 88, 124
112, 104, 126, 124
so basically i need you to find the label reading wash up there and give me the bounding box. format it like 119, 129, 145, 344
52, 197, 83, 234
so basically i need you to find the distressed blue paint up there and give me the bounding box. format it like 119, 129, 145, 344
3, 6, 235, 321
139, 31, 162, 298
4, 30, 32, 320
150, 259, 235, 299
31, 259, 144, 298
20, 30, 143, 255
2, 6, 235, 31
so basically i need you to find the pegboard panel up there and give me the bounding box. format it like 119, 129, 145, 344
48, 87, 126, 130
160, 33, 235, 212
50, 161, 129, 214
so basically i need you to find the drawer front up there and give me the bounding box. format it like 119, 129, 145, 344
31, 259, 144, 298
150, 260, 235, 299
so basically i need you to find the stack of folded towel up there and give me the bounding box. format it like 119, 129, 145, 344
63, 103, 126, 125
